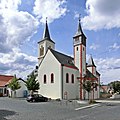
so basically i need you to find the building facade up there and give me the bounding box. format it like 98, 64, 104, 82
0, 75, 14, 97
37, 19, 100, 100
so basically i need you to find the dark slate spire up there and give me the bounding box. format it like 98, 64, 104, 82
87, 55, 96, 67
75, 15, 84, 36
43, 17, 51, 40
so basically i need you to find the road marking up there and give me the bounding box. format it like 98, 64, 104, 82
75, 103, 100, 111
66, 115, 88, 120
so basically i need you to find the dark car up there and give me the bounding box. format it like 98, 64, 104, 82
26, 94, 48, 102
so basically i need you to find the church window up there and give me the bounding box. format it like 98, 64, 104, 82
75, 37, 79, 41
83, 47, 84, 51
71, 74, 74, 83
43, 74, 47, 84
40, 45, 44, 56
76, 47, 78, 51
51, 73, 54, 83
66, 73, 69, 83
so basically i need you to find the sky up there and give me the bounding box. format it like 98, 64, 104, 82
0, 0, 120, 84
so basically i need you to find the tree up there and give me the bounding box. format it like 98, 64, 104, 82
8, 75, 21, 97
83, 80, 92, 100
25, 72, 40, 95
109, 81, 120, 93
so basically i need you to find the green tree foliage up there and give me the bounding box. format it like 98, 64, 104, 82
8, 75, 21, 97
83, 80, 92, 100
25, 73, 40, 95
109, 81, 120, 93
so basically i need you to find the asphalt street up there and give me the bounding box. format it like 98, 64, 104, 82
0, 97, 120, 120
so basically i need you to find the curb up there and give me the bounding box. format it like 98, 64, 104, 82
75, 103, 100, 111
96, 100, 120, 103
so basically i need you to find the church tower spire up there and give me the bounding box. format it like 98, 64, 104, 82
43, 18, 51, 40
87, 55, 96, 76
38, 18, 55, 64
76, 15, 83, 35
87, 55, 96, 67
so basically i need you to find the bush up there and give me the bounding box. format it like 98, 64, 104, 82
88, 99, 97, 104
100, 93, 112, 98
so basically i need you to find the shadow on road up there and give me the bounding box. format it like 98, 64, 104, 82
0, 109, 16, 120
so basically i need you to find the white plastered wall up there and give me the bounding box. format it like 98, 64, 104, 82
62, 66, 79, 100
38, 50, 61, 99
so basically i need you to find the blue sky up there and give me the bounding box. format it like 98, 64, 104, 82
0, 0, 120, 84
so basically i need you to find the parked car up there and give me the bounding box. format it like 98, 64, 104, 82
26, 94, 48, 102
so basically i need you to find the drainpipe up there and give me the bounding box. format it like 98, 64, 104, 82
61, 64, 64, 99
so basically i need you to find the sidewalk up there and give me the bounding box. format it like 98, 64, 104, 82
96, 99, 120, 103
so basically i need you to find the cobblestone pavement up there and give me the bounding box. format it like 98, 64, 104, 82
0, 97, 120, 120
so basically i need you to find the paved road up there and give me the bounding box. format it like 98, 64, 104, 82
0, 97, 120, 120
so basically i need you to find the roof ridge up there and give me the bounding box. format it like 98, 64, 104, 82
50, 49, 73, 59
0, 74, 14, 77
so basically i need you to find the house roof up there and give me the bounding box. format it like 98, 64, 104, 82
96, 71, 100, 76
0, 75, 14, 87
50, 49, 78, 69
100, 85, 110, 93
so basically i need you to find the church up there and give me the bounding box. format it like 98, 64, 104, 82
37, 18, 100, 100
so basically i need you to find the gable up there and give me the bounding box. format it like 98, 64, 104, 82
39, 49, 60, 69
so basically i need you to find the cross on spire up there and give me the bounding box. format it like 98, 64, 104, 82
76, 13, 83, 35
46, 17, 48, 23
79, 14, 81, 22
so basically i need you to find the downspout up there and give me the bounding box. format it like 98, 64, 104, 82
61, 64, 64, 99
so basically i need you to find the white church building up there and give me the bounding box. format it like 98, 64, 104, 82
37, 19, 100, 100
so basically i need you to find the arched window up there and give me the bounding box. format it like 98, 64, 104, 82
66, 73, 69, 83
40, 45, 44, 56
51, 73, 54, 83
71, 74, 74, 83
43, 75, 47, 84
83, 47, 84, 51
76, 47, 78, 51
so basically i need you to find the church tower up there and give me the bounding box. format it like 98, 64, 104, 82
38, 19, 55, 64
73, 18, 86, 77
73, 18, 86, 100
87, 55, 96, 76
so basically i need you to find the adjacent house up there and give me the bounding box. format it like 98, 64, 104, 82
7, 79, 28, 98
37, 18, 100, 100
0, 75, 14, 97
0, 74, 28, 98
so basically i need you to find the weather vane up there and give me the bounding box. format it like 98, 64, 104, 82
79, 14, 81, 22
46, 17, 48, 23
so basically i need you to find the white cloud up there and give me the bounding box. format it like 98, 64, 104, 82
82, 0, 120, 30
0, 48, 37, 79
89, 43, 99, 50
0, 0, 39, 53
33, 0, 67, 23
74, 11, 79, 19
109, 43, 120, 51
95, 57, 120, 84
0, 0, 21, 11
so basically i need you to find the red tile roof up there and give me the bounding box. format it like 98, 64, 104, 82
0, 75, 14, 87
